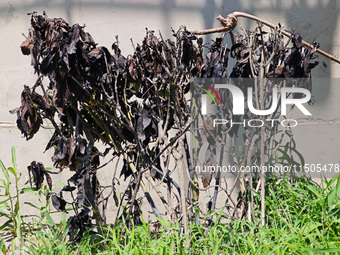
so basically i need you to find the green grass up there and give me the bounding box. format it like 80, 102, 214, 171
0, 148, 339, 254
13, 177, 339, 255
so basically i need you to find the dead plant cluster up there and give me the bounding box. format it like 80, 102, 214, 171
15, 12, 319, 240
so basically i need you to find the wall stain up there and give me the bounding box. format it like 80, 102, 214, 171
0, 2, 15, 24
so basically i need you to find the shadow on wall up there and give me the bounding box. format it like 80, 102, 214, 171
283, 0, 339, 100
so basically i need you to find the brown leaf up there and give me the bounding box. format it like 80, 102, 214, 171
67, 137, 77, 165
202, 145, 217, 188
16, 86, 43, 140
50, 193, 67, 212
20, 33, 34, 55
202, 172, 211, 189
128, 58, 138, 80
27, 161, 52, 190
266, 65, 285, 78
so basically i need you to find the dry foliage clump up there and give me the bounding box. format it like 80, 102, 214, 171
15, 12, 319, 239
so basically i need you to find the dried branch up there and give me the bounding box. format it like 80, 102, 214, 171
189, 11, 340, 64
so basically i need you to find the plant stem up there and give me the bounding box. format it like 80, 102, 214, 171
178, 137, 188, 236
259, 46, 266, 227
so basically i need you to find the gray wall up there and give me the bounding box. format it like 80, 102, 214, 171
1, 0, 340, 184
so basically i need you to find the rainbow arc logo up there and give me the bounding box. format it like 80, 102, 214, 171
198, 83, 223, 107
197, 81, 312, 117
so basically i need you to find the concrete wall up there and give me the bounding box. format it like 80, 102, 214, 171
0, 0, 339, 195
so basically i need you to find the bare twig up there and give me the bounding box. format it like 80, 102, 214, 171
189, 11, 340, 64
189, 13, 237, 35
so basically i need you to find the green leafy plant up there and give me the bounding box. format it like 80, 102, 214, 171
23, 177, 340, 254
0, 146, 50, 243
25, 212, 72, 255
